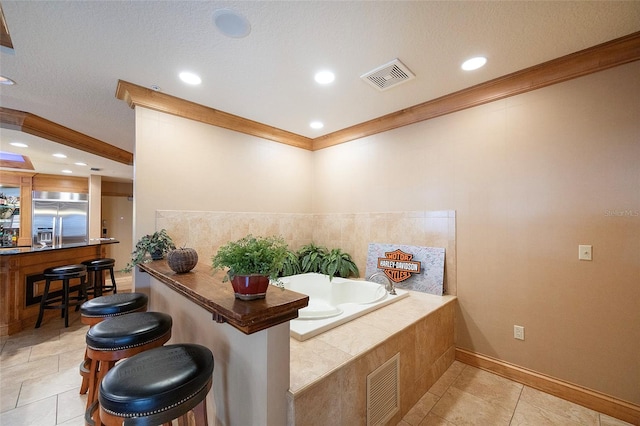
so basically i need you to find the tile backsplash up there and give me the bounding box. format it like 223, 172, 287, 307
156, 210, 456, 295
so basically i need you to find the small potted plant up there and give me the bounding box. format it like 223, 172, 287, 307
297, 243, 328, 274
211, 234, 289, 300
320, 248, 360, 280
123, 229, 176, 273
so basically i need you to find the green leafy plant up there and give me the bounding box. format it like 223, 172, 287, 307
279, 248, 302, 277
320, 248, 360, 280
298, 243, 328, 274
211, 235, 289, 283
123, 229, 175, 273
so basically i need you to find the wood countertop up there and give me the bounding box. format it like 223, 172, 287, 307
139, 260, 309, 335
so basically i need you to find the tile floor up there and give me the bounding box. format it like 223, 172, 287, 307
0, 274, 632, 426
397, 361, 633, 426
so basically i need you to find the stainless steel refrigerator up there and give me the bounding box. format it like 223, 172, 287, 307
32, 191, 89, 247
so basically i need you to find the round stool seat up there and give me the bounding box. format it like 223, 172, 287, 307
44, 264, 86, 278
82, 258, 116, 270
81, 293, 148, 319
99, 344, 213, 424
86, 312, 172, 351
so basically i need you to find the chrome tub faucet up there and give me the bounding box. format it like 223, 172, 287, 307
367, 272, 397, 295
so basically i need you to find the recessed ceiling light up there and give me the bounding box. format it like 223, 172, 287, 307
61, 169, 73, 174
75, 162, 87, 166
461, 56, 487, 71
310, 121, 324, 130
213, 9, 251, 38
53, 153, 67, 158
10, 142, 28, 148
314, 71, 335, 85
179, 72, 202, 85
0, 76, 16, 85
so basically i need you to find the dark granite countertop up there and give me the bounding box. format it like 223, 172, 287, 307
0, 238, 119, 256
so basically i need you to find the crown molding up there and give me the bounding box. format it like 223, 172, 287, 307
115, 81, 314, 150
0, 108, 133, 165
312, 30, 640, 150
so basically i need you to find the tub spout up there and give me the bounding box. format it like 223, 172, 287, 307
367, 272, 397, 295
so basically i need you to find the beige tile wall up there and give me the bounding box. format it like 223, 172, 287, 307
156, 209, 456, 295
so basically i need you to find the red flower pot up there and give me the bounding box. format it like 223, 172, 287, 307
230, 275, 270, 300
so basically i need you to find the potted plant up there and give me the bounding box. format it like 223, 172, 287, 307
297, 243, 328, 274
279, 248, 302, 277
211, 235, 289, 300
123, 229, 176, 273
320, 248, 360, 280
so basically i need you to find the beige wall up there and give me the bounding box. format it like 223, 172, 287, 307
101, 195, 133, 271
312, 62, 640, 404
134, 108, 314, 240
135, 61, 639, 405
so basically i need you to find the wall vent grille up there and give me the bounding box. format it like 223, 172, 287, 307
361, 59, 415, 91
367, 353, 400, 426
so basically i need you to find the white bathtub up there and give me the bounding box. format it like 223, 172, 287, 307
276, 273, 409, 341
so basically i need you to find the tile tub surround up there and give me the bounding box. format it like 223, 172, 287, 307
156, 209, 456, 294
288, 291, 457, 426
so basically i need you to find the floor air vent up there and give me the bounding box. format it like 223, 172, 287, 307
367, 353, 400, 426
361, 59, 415, 91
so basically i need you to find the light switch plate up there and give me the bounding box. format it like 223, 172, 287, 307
579, 245, 592, 261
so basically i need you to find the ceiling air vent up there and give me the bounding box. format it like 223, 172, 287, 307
361, 59, 415, 91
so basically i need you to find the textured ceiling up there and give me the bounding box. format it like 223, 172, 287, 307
1, 1, 639, 180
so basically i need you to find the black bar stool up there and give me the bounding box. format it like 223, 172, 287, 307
35, 264, 88, 329
85, 312, 173, 424
78, 293, 149, 395
82, 258, 117, 297
99, 344, 214, 426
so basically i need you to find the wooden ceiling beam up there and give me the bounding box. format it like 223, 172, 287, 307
0, 108, 133, 165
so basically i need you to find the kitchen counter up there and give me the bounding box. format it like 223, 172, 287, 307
0, 238, 118, 255
0, 239, 119, 335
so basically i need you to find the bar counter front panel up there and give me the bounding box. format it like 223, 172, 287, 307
0, 239, 119, 336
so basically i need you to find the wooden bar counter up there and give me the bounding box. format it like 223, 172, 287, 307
139, 260, 309, 334
0, 239, 119, 336
137, 260, 309, 425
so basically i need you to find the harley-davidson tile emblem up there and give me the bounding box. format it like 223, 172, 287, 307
377, 249, 421, 283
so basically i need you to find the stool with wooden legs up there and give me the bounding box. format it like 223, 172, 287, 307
35, 264, 87, 329
82, 258, 118, 297
99, 344, 214, 426
78, 293, 149, 395
84, 312, 172, 424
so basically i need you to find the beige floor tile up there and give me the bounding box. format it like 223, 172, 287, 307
511, 399, 587, 426
1, 353, 60, 386
519, 386, 599, 425
58, 348, 86, 372
57, 414, 86, 426
0, 394, 57, 426
17, 365, 80, 407
29, 335, 86, 362
418, 412, 457, 426
0, 380, 21, 413
431, 386, 514, 426
600, 413, 635, 426
56, 387, 87, 425
402, 392, 440, 425
428, 360, 466, 397
451, 366, 523, 413
0, 344, 32, 369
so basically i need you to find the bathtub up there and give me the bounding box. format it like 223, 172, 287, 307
276, 273, 409, 341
